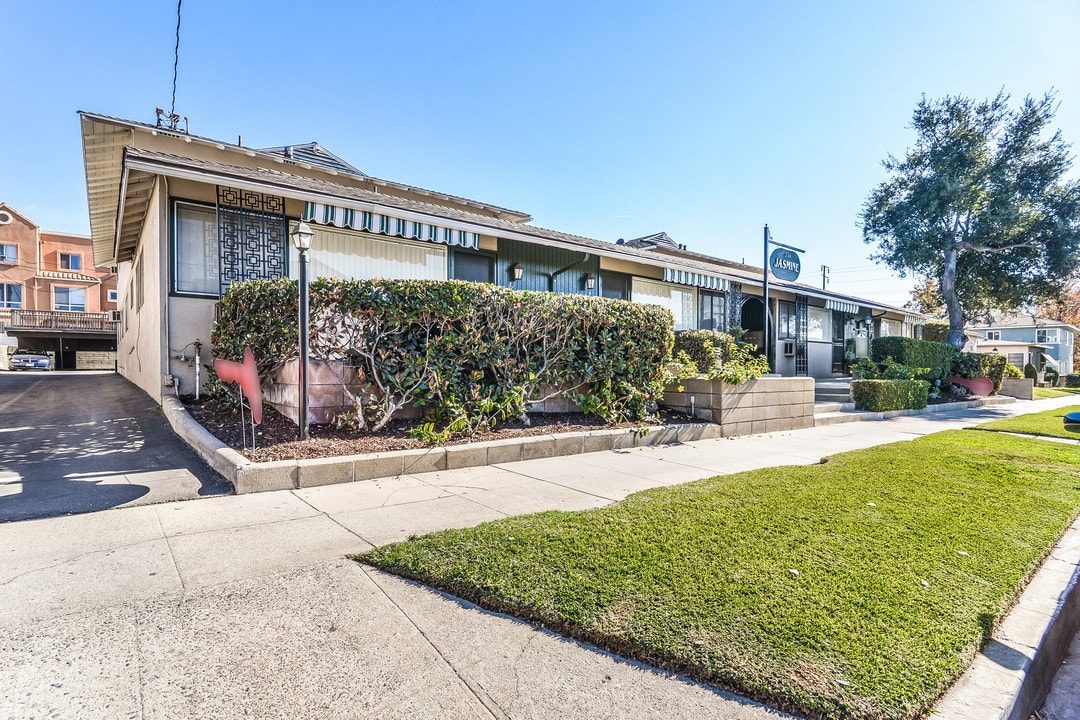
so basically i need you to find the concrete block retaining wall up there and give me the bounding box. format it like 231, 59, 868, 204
661, 376, 816, 436
162, 395, 721, 495
1000, 377, 1035, 401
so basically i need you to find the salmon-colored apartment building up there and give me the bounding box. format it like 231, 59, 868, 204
0, 204, 118, 369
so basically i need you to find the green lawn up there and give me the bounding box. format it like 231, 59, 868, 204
975, 404, 1080, 440
1034, 387, 1080, 399
356, 431, 1080, 720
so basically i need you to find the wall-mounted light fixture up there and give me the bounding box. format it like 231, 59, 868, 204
510, 262, 524, 281
584, 272, 596, 290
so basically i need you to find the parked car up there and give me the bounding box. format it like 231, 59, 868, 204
9, 348, 52, 371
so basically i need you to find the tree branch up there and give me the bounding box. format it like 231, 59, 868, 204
955, 240, 1040, 253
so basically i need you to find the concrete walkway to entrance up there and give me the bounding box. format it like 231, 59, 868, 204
2, 395, 1079, 718
0, 371, 231, 522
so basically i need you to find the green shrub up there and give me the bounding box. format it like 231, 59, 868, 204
980, 354, 1008, 394
673, 330, 725, 373
1045, 367, 1060, 386
1002, 362, 1024, 378
672, 329, 770, 385
211, 278, 674, 431
852, 356, 879, 379
920, 322, 949, 343
1066, 373, 1080, 388
1024, 363, 1039, 380
871, 336, 956, 381
852, 379, 929, 411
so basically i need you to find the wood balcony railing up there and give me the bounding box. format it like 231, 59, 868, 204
5, 309, 118, 333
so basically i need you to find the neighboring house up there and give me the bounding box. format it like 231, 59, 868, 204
78, 112, 922, 402
0, 204, 118, 370
967, 314, 1077, 375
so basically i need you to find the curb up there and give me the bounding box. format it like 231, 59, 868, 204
933, 516, 1080, 719
159, 397, 724, 494
815, 395, 1016, 425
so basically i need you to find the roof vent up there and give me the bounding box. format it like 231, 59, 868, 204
616, 238, 624, 245
285, 146, 294, 159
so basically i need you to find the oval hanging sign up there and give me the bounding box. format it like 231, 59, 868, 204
769, 247, 801, 282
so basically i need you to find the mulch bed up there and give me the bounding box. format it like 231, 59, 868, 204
181, 396, 700, 463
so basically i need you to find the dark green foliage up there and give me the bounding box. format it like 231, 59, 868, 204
871, 337, 956, 381
951, 352, 1007, 394
1066, 373, 1080, 388
920, 322, 949, 343
861, 92, 1080, 347
672, 329, 771, 384
852, 379, 929, 411
1045, 367, 1060, 386
1024, 363, 1039, 380
673, 330, 728, 373
210, 277, 674, 430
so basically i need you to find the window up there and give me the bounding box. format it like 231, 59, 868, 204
778, 302, 796, 339
698, 291, 725, 330
0, 283, 21, 308
108, 289, 118, 303
600, 272, 629, 301
136, 255, 145, 308
451, 249, 495, 283
878, 319, 891, 337
985, 330, 1001, 341
60, 253, 81, 270
631, 278, 696, 330
1007, 353, 1024, 368
173, 202, 219, 295
1037, 329, 1059, 344
807, 307, 831, 341
54, 287, 86, 312
0, 245, 16, 263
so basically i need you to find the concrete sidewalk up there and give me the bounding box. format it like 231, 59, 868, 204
2, 397, 1078, 718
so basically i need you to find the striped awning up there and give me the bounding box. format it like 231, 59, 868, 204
303, 202, 479, 250
826, 299, 859, 314
663, 267, 727, 291
904, 314, 922, 325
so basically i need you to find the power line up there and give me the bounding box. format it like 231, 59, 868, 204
170, 0, 182, 120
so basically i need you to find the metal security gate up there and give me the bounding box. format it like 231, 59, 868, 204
217, 186, 287, 297
795, 294, 809, 376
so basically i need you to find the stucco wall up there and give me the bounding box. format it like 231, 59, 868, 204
116, 179, 166, 400
167, 295, 217, 396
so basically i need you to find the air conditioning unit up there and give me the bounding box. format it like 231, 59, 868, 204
783, 341, 796, 357
109, 310, 121, 322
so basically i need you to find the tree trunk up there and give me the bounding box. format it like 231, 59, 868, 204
941, 244, 966, 348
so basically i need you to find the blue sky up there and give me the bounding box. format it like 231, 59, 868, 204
2, 1, 1078, 307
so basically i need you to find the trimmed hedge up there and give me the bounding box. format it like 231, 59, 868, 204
920, 322, 949, 343
1066, 373, 1080, 388
852, 379, 929, 411
871, 336, 956, 381
951, 352, 1007, 394
673, 330, 728, 373
210, 277, 674, 430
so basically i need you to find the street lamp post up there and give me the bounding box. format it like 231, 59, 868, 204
290, 221, 314, 441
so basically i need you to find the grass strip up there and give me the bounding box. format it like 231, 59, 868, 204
974, 404, 1080, 440
356, 430, 1080, 720
1034, 387, 1080, 399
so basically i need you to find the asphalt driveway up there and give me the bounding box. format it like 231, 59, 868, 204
0, 370, 231, 522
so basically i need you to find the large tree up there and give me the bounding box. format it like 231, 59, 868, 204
861, 92, 1080, 347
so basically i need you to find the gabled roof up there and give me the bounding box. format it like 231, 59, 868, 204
257, 143, 366, 177
967, 312, 1080, 334
79, 111, 534, 264
0, 203, 39, 230
623, 232, 684, 250
119, 147, 740, 279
